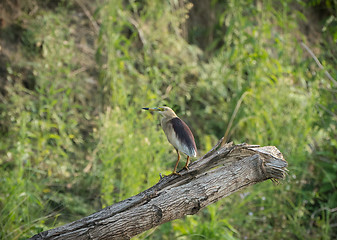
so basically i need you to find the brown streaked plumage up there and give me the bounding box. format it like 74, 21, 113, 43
142, 106, 197, 175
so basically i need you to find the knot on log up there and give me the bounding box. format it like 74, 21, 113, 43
30, 139, 288, 240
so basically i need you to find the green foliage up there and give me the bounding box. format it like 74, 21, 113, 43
0, 0, 336, 239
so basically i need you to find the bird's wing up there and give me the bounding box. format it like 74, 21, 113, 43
168, 117, 197, 157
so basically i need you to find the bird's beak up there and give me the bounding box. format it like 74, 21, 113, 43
142, 107, 161, 111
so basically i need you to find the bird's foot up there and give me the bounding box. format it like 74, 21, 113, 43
161, 170, 182, 178
183, 165, 189, 171
168, 171, 181, 176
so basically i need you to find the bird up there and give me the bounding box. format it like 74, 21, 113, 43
142, 106, 197, 175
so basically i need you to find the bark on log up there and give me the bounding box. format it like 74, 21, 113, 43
30, 139, 288, 240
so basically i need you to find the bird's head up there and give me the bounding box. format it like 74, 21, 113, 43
142, 106, 177, 118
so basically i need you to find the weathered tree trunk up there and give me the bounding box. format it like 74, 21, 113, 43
30, 139, 288, 240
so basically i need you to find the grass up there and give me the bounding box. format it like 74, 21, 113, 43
0, 0, 336, 239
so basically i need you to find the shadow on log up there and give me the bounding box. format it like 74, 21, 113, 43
30, 139, 288, 240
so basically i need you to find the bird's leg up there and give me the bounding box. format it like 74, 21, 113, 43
170, 149, 181, 176
183, 156, 190, 170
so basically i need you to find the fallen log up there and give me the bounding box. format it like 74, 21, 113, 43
30, 139, 288, 240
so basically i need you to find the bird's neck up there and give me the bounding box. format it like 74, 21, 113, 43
160, 115, 176, 126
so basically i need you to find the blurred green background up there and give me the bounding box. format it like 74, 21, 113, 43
0, 0, 336, 239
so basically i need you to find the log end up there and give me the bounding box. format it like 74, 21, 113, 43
250, 146, 288, 182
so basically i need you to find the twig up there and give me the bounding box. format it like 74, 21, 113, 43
300, 42, 337, 86
203, 137, 225, 159
221, 91, 250, 146
317, 103, 337, 118
75, 0, 100, 35
69, 67, 87, 77
309, 207, 335, 229
128, 17, 147, 47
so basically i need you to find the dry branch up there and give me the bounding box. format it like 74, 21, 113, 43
30, 139, 288, 240
300, 42, 337, 86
